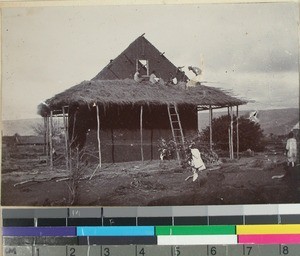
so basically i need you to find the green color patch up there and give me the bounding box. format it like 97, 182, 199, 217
155, 225, 236, 236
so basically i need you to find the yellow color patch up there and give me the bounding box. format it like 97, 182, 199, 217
236, 225, 300, 234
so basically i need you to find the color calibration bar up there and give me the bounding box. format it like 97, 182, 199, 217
3, 225, 300, 245
3, 206, 300, 255
3, 244, 300, 256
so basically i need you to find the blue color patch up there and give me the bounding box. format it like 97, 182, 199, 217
2, 227, 76, 236
76, 226, 155, 236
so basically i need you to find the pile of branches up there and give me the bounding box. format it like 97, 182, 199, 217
157, 137, 220, 167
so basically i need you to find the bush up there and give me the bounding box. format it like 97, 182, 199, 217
200, 115, 266, 152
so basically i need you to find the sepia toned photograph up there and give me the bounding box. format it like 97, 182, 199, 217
1, 2, 299, 206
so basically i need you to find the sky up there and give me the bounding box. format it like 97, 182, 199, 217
2, 2, 299, 120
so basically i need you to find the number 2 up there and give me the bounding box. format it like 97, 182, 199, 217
69, 247, 76, 256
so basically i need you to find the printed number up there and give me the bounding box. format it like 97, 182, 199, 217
139, 248, 145, 256
243, 245, 252, 255
104, 247, 110, 256
69, 247, 76, 256
5, 247, 17, 255
210, 246, 217, 255
280, 245, 289, 255
175, 246, 180, 256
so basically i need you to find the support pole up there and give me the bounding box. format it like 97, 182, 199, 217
228, 127, 231, 159
96, 105, 102, 168
140, 106, 144, 163
236, 105, 239, 159
209, 106, 213, 151
62, 107, 69, 170
197, 108, 200, 134
49, 111, 53, 170
228, 107, 231, 159
43, 117, 47, 155
45, 116, 49, 163
230, 106, 234, 159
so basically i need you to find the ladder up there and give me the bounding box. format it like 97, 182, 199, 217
167, 104, 185, 160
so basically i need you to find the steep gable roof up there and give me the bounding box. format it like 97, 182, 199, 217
92, 35, 188, 82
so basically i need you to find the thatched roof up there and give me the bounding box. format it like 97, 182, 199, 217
38, 79, 247, 116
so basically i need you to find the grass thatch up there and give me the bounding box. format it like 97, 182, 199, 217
38, 79, 247, 116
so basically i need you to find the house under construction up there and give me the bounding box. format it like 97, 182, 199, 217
38, 35, 247, 167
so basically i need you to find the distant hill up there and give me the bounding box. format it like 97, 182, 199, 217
198, 108, 299, 135
1, 108, 299, 137
2, 118, 44, 136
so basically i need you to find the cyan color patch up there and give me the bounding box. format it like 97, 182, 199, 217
76, 226, 155, 236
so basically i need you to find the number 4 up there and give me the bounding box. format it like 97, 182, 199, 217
139, 248, 145, 256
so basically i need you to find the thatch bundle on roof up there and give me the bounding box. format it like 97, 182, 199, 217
38, 79, 246, 116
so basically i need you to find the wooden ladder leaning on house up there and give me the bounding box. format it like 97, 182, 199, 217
167, 104, 185, 160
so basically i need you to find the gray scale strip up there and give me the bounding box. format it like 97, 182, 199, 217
3, 245, 300, 256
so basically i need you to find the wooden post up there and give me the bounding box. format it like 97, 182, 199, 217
96, 105, 102, 168
236, 105, 239, 159
43, 117, 47, 155
228, 127, 231, 159
209, 106, 213, 151
197, 108, 200, 133
45, 116, 49, 163
49, 111, 53, 170
140, 106, 144, 163
62, 107, 69, 170
230, 106, 234, 159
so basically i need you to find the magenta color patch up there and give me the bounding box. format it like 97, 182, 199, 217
238, 234, 300, 244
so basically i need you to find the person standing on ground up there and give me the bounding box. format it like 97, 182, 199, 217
286, 132, 297, 167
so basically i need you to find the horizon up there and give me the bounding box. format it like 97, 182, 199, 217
2, 106, 299, 122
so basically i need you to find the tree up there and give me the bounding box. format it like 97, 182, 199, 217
200, 115, 266, 152
32, 120, 63, 138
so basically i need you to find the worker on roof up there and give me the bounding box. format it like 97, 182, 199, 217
149, 70, 160, 84
167, 72, 178, 85
134, 69, 145, 82
187, 66, 203, 87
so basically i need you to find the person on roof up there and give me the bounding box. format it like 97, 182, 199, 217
188, 66, 202, 76
187, 66, 203, 87
134, 69, 145, 82
167, 72, 178, 85
149, 70, 160, 84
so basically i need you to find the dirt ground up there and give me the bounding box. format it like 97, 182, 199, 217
2, 146, 300, 206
